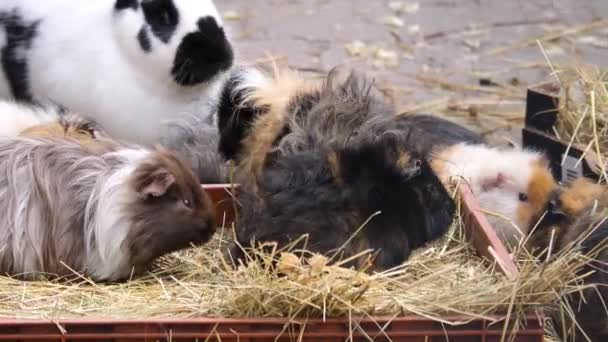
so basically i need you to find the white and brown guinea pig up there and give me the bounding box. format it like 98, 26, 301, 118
0, 0, 234, 146
432, 143, 556, 248
0, 136, 216, 282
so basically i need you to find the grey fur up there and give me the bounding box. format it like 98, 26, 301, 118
271, 67, 395, 161
0, 137, 138, 280
161, 114, 229, 184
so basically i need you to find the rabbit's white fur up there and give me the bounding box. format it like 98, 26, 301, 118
0, 0, 233, 145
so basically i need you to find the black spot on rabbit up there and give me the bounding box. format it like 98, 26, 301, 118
0, 9, 40, 101
141, 0, 179, 43
115, 0, 139, 11
172, 16, 233, 86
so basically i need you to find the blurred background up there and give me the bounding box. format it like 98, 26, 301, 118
217, 0, 608, 145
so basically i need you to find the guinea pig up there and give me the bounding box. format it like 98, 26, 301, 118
525, 178, 608, 342
228, 135, 455, 271
216, 65, 394, 178
0, 0, 234, 146
431, 143, 557, 249
0, 136, 216, 282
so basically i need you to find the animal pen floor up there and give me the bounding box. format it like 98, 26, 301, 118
217, 0, 608, 144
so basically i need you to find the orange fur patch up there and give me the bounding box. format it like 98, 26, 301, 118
239, 69, 321, 177
19, 122, 96, 145
429, 145, 455, 188
517, 159, 557, 232
560, 177, 606, 216
395, 150, 412, 171
327, 151, 342, 184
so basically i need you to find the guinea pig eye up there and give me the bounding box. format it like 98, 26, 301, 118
183, 199, 192, 208
518, 193, 528, 202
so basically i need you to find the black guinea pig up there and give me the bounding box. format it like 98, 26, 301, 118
227, 135, 456, 272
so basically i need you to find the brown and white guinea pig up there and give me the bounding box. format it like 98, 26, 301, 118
0, 0, 234, 146
525, 178, 608, 342
0, 136, 216, 282
228, 135, 456, 271
356, 113, 558, 249
216, 65, 394, 179
432, 143, 557, 249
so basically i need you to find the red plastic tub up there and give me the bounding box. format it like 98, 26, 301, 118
0, 315, 545, 342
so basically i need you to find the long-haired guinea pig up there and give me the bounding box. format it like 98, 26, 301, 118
526, 178, 608, 342
228, 135, 455, 271
0, 0, 233, 146
216, 65, 394, 178
0, 136, 216, 282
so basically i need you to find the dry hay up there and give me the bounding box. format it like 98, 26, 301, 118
0, 193, 594, 342
546, 59, 608, 180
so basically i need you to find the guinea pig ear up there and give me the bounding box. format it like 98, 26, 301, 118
138, 171, 176, 198
481, 172, 506, 191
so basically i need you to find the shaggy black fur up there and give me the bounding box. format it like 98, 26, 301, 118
217, 67, 393, 165
217, 68, 269, 160
358, 114, 485, 159
229, 136, 455, 271
172, 16, 233, 86
0, 9, 40, 102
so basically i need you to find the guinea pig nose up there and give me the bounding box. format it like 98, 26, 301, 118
547, 198, 566, 219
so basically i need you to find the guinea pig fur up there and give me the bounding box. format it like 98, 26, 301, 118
216, 66, 394, 178
160, 113, 229, 184
356, 113, 485, 158
228, 136, 455, 272
430, 143, 557, 249
20, 112, 109, 144
525, 179, 608, 342
0, 0, 234, 146
0, 136, 216, 282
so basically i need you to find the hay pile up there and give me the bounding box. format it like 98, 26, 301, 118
550, 61, 608, 178
0, 198, 589, 337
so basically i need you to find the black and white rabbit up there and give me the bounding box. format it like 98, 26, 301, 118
0, 0, 234, 145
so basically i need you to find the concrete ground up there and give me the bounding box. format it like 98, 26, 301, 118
216, 0, 608, 144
